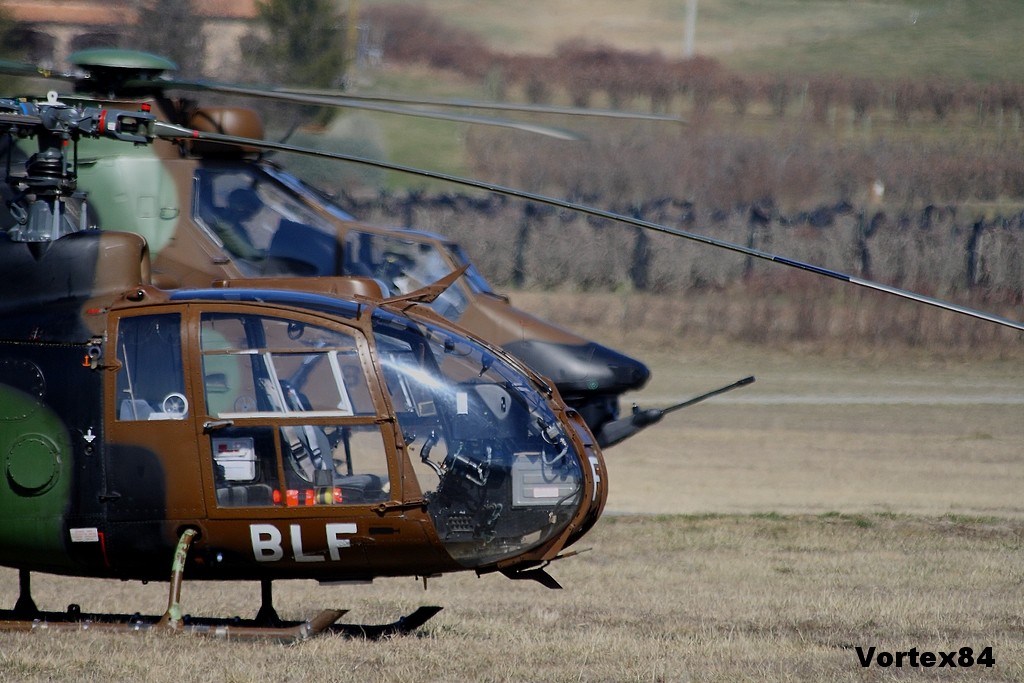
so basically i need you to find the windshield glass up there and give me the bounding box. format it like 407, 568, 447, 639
446, 243, 496, 295
261, 164, 355, 221
345, 230, 469, 320
193, 166, 339, 277
372, 312, 584, 567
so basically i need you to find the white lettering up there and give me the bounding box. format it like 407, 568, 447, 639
290, 523, 325, 563
250, 524, 283, 562
249, 523, 357, 562
326, 523, 357, 561
69, 527, 99, 543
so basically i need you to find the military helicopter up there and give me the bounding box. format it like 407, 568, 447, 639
1, 72, 1022, 642
0, 97, 617, 639
0, 48, 693, 449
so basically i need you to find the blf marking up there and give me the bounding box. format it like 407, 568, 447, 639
250, 523, 357, 563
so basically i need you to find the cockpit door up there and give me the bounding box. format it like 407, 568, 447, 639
102, 308, 205, 569
192, 307, 399, 517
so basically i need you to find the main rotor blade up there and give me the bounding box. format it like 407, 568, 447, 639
150, 78, 581, 140
0, 111, 44, 128
151, 121, 1024, 333
0, 56, 579, 139
276, 88, 686, 123
1, 53, 582, 139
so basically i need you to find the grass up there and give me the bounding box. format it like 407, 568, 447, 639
0, 349, 1022, 680
301, 1, 1024, 207
1, 513, 1021, 681
720, 0, 1024, 81
279, 65, 500, 192
503, 287, 1024, 357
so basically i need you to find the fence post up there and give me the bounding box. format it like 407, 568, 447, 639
629, 204, 650, 291
512, 203, 533, 287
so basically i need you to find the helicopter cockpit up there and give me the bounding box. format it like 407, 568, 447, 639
193, 165, 473, 321
193, 166, 339, 277
193, 164, 490, 325
372, 311, 585, 567
345, 230, 470, 320
150, 287, 592, 570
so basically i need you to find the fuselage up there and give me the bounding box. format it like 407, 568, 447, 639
0, 231, 607, 583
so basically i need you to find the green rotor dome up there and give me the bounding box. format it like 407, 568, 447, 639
69, 49, 177, 73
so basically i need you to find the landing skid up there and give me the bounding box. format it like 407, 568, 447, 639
329, 605, 443, 639
0, 605, 442, 642
0, 530, 442, 642
0, 605, 348, 643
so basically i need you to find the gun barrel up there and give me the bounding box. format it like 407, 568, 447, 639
596, 375, 755, 448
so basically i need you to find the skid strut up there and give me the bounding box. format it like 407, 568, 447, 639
0, 529, 440, 641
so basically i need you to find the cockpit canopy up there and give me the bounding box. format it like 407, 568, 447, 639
192, 164, 488, 323
372, 310, 585, 566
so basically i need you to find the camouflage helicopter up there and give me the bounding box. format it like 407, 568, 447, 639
1, 78, 1021, 642
0, 48, 698, 449
0, 98, 615, 639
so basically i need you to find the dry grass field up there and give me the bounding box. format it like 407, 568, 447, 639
602, 343, 1024, 519
0, 335, 1021, 682
1, 512, 1021, 682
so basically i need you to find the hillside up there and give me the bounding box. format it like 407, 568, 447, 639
360, 0, 1024, 83
340, 1, 1024, 205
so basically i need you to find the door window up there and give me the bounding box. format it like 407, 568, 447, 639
115, 313, 188, 421
200, 312, 389, 507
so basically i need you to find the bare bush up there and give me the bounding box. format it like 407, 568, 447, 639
360, 6, 1019, 128
361, 4, 495, 77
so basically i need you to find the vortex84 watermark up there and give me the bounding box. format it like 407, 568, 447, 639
856, 646, 995, 669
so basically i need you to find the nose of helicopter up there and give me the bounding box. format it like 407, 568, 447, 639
501, 339, 651, 396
